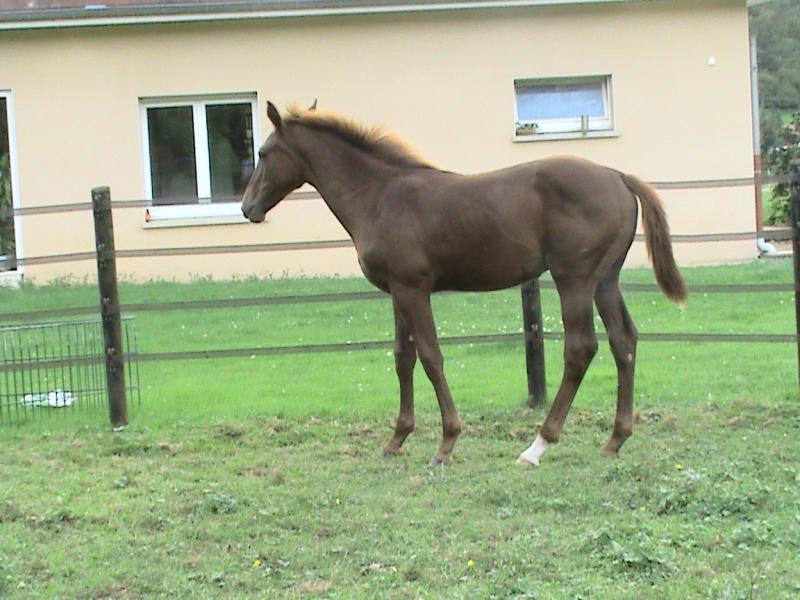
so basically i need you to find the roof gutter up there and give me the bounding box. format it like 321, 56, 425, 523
0, 0, 639, 30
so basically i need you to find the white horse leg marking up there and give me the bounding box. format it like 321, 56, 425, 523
516, 433, 552, 467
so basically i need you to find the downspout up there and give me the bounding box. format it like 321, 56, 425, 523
751, 31, 777, 255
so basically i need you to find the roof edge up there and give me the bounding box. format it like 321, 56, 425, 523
0, 0, 646, 31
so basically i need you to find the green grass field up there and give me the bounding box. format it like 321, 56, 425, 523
0, 260, 798, 598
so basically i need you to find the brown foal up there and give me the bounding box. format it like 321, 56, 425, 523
241, 102, 687, 466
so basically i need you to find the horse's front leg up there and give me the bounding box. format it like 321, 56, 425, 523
383, 302, 417, 456
391, 284, 462, 465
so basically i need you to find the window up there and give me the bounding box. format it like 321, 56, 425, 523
514, 76, 614, 138
0, 92, 18, 272
140, 95, 259, 225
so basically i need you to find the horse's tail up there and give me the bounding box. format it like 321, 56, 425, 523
620, 173, 688, 305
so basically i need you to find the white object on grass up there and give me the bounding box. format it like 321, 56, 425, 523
20, 389, 76, 408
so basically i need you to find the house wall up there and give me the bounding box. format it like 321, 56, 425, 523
0, 0, 756, 283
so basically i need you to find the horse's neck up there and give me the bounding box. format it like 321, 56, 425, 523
293, 128, 394, 241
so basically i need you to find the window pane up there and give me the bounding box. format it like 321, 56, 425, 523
206, 103, 255, 201
0, 98, 16, 271
516, 81, 605, 120
147, 106, 197, 204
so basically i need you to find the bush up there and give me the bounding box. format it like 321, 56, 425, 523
764, 186, 791, 226
765, 112, 800, 225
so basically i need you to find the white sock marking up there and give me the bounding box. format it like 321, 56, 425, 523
517, 433, 551, 466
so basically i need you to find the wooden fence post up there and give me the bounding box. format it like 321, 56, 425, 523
790, 161, 800, 392
92, 187, 128, 428
521, 279, 547, 408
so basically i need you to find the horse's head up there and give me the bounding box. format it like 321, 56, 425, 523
241, 101, 312, 223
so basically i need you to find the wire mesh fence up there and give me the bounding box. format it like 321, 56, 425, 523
0, 317, 140, 424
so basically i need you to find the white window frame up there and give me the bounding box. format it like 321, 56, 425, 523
0, 90, 23, 280
139, 94, 260, 226
513, 75, 617, 142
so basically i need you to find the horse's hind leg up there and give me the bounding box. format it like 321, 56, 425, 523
594, 274, 639, 457
518, 280, 597, 466
383, 302, 417, 456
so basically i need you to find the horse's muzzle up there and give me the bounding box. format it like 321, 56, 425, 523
241, 203, 265, 223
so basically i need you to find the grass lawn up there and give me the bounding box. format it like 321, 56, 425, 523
0, 259, 798, 598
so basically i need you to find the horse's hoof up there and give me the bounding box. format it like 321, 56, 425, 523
516, 454, 539, 467
600, 444, 620, 459
382, 446, 403, 457
429, 455, 452, 467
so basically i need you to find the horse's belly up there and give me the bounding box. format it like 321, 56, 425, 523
433, 246, 545, 292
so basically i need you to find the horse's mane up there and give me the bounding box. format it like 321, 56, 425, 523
285, 104, 436, 170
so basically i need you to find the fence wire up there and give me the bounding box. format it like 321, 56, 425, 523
127, 330, 798, 366
0, 174, 792, 239
5, 228, 794, 268
1, 174, 790, 219
0, 281, 796, 325
2, 171, 793, 268
0, 176, 796, 385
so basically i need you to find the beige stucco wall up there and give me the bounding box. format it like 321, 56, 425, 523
0, 0, 756, 283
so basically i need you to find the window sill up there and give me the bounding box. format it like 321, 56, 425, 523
512, 130, 620, 143
142, 201, 257, 229
142, 215, 254, 229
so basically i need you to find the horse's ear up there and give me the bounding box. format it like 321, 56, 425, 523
266, 101, 283, 133
308, 99, 318, 112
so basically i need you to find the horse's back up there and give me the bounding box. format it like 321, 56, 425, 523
364, 157, 637, 292
458, 156, 638, 285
